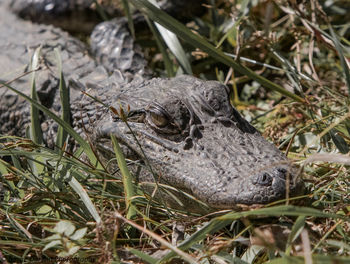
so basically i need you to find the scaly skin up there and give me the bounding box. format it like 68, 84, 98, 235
0, 2, 127, 144
0, 2, 303, 209
90, 17, 150, 77
0, 2, 95, 136
71, 75, 303, 209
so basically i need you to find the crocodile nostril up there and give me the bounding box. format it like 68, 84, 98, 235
277, 168, 287, 174
276, 167, 288, 179
257, 173, 273, 186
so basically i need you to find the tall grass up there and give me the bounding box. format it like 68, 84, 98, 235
0, 0, 349, 263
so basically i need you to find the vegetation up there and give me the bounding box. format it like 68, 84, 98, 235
0, 0, 349, 263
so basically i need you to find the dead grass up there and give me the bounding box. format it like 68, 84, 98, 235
0, 0, 349, 263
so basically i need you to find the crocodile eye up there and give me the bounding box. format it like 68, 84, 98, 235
145, 101, 189, 136
149, 109, 169, 127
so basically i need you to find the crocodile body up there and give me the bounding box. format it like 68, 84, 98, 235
0, 2, 303, 209
0, 2, 132, 143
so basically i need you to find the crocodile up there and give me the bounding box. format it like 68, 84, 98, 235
0, 2, 303, 209
72, 75, 302, 209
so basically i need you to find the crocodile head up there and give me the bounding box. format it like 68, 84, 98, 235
91, 75, 303, 209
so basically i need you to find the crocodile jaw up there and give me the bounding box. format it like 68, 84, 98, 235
96, 119, 302, 209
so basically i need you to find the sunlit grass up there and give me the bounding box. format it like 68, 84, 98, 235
0, 0, 349, 263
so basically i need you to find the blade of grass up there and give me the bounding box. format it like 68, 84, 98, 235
69, 170, 101, 223
29, 47, 43, 146
285, 216, 306, 256
329, 25, 350, 95
92, 0, 108, 21
329, 128, 349, 154
225, 52, 314, 82
111, 135, 137, 220
145, 17, 175, 77
29, 47, 44, 176
129, 0, 304, 102
216, 16, 243, 49
218, 205, 347, 220
121, 0, 135, 38
127, 248, 158, 264
54, 48, 70, 149
241, 245, 265, 263
148, 0, 192, 74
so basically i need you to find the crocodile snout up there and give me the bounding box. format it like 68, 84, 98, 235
246, 165, 302, 204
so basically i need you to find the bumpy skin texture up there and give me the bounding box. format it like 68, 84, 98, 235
0, 2, 110, 142
0, 2, 303, 209
73, 75, 302, 209
91, 18, 149, 77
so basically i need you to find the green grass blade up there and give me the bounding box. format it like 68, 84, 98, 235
0, 159, 8, 175
28, 47, 45, 176
29, 47, 43, 145
10, 154, 22, 170
69, 171, 101, 223
54, 48, 70, 149
156, 22, 192, 74
129, 0, 304, 102
111, 135, 137, 220
216, 16, 242, 49
329, 128, 349, 154
329, 25, 350, 96
121, 0, 135, 38
145, 17, 175, 77
218, 205, 347, 220
241, 245, 265, 263
92, 0, 108, 21
147, 0, 192, 74
285, 216, 306, 255
127, 248, 158, 264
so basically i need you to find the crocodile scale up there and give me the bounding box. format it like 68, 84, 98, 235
0, 1, 303, 209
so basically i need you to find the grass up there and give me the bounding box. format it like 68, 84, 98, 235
1, 0, 350, 263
